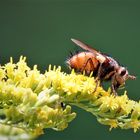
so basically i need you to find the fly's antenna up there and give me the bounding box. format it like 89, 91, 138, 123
128, 75, 136, 80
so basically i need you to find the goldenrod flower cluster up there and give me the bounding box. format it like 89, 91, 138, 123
0, 56, 139, 139
0, 57, 76, 139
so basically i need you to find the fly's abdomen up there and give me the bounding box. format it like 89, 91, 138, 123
66, 52, 99, 75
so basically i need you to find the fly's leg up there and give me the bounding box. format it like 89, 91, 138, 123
93, 79, 100, 93
81, 59, 103, 93
81, 58, 94, 74
104, 71, 115, 80
81, 58, 100, 93
93, 63, 102, 93
111, 74, 118, 96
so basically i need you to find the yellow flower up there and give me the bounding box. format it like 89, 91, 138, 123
0, 56, 139, 140
109, 119, 118, 130
131, 120, 140, 133
97, 118, 118, 130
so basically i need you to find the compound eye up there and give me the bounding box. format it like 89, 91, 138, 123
120, 69, 126, 76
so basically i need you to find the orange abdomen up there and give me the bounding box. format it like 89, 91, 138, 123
67, 52, 99, 74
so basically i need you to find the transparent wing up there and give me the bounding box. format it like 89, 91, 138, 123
71, 38, 106, 63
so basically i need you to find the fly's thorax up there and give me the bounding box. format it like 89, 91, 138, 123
107, 56, 119, 69
97, 56, 117, 80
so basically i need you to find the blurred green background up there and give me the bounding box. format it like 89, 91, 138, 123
0, 0, 140, 140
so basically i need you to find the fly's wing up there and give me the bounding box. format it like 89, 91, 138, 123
71, 38, 106, 63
